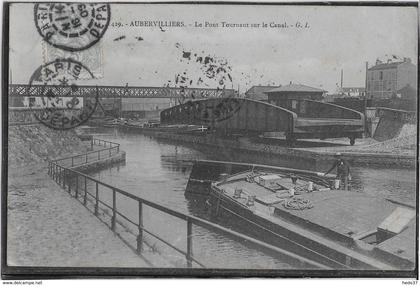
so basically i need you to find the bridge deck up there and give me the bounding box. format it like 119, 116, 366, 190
296, 117, 364, 127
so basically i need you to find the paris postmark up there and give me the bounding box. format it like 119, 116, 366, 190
34, 3, 111, 52
28, 58, 99, 130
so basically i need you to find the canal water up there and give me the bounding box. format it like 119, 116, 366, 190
82, 126, 416, 269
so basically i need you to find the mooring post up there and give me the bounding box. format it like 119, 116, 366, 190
111, 188, 116, 231
94, 182, 99, 216
186, 218, 193, 268
136, 201, 143, 253
75, 175, 79, 199
84, 176, 87, 206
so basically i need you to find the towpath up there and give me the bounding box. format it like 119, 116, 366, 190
7, 163, 153, 267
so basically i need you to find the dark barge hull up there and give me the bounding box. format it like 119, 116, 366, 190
208, 188, 391, 270
185, 160, 411, 270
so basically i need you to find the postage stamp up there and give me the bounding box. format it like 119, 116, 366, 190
28, 58, 98, 129
42, 41, 104, 79
34, 3, 111, 51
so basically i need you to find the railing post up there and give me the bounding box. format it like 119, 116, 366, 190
117, 145, 120, 153
109, 148, 111, 157
84, 176, 87, 206
57, 166, 60, 184
98, 150, 100, 160
62, 168, 66, 188
75, 175, 79, 199
94, 182, 99, 216
68, 171, 72, 194
111, 188, 116, 231
186, 218, 193, 268
61, 168, 65, 188
85, 153, 88, 163
91, 138, 93, 150
136, 201, 143, 253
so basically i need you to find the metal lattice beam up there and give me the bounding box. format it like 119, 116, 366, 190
8, 84, 235, 98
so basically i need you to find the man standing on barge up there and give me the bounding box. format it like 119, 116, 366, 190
324, 152, 352, 190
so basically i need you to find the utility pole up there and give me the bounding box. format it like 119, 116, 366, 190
340, 69, 343, 94
364, 62, 369, 136
120, 83, 127, 119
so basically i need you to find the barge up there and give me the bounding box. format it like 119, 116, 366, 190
185, 160, 415, 270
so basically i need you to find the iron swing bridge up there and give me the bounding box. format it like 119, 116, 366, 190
8, 84, 236, 99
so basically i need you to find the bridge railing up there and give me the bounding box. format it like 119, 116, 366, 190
47, 141, 328, 269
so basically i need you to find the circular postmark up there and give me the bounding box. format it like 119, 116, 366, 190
34, 3, 111, 52
28, 58, 98, 130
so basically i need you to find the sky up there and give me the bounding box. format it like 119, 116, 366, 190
9, 3, 418, 93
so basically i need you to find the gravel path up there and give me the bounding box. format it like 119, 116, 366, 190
7, 164, 151, 267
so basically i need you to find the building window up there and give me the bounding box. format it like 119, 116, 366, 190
300, 101, 307, 114
379, 71, 383, 80
29, 97, 35, 107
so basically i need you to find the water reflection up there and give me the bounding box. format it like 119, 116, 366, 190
82, 126, 416, 268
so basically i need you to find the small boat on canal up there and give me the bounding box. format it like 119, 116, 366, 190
185, 160, 416, 270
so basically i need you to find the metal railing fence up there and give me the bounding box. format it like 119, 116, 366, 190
52, 138, 120, 168
47, 139, 328, 269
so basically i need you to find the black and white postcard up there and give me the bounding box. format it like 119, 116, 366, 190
2, 1, 418, 279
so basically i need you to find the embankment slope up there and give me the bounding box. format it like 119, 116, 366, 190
8, 125, 89, 167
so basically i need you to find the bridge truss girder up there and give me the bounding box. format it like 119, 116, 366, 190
8, 84, 235, 99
